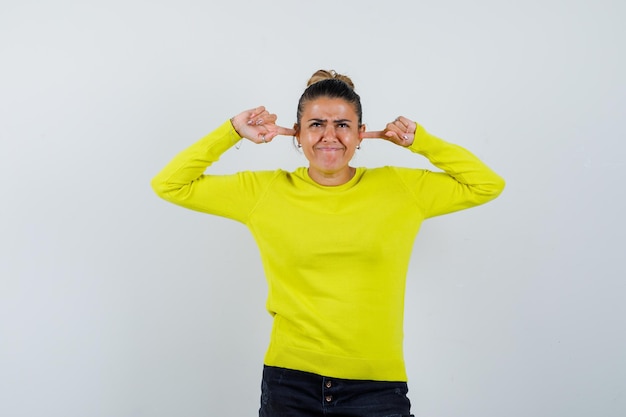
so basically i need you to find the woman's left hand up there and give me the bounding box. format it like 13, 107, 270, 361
231, 106, 296, 144
361, 116, 416, 147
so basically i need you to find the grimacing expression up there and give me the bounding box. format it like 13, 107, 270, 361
296, 97, 365, 178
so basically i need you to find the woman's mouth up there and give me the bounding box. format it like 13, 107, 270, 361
315, 146, 344, 151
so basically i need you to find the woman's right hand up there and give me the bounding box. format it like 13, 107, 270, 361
361, 116, 417, 147
230, 106, 295, 144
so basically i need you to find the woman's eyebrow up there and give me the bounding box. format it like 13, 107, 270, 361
306, 118, 353, 122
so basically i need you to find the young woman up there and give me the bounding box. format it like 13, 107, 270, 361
152, 70, 505, 417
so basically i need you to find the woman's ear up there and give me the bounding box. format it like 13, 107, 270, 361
358, 124, 366, 141
292, 123, 302, 148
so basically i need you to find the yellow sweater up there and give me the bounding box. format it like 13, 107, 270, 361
151, 120, 505, 381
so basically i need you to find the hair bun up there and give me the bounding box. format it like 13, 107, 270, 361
306, 69, 355, 90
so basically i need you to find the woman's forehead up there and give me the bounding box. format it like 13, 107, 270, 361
302, 97, 358, 119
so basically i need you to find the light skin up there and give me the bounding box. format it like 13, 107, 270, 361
230, 98, 417, 186
296, 97, 364, 185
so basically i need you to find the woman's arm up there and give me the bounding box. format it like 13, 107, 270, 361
364, 118, 505, 218
151, 107, 294, 221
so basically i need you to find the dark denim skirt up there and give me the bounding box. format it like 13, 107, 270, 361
259, 366, 414, 417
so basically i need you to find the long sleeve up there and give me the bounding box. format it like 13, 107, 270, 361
151, 120, 276, 222
399, 123, 505, 218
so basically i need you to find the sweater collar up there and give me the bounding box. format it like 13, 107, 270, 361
296, 166, 364, 191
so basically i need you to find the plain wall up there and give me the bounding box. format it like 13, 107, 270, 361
1, 0, 624, 416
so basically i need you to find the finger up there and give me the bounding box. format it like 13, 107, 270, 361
384, 128, 413, 146
257, 132, 269, 144
384, 130, 401, 141
384, 132, 406, 147
396, 117, 418, 135
361, 130, 386, 139
247, 107, 270, 125
394, 115, 408, 127
276, 126, 296, 136
254, 123, 284, 143
391, 118, 409, 133
247, 106, 265, 120
253, 113, 277, 126
248, 112, 267, 125
384, 122, 403, 136
247, 112, 277, 126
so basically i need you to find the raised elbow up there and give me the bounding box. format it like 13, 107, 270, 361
150, 174, 170, 199
493, 174, 506, 196
471, 173, 505, 204
482, 174, 506, 202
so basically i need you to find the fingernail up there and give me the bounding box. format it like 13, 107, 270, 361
402, 134, 408, 140
256, 120, 263, 125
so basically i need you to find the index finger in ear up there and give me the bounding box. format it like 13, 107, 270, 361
361, 130, 385, 139
276, 126, 297, 136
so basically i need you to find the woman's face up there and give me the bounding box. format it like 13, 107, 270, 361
296, 97, 365, 185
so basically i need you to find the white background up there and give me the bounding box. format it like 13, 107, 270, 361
1, 1, 624, 416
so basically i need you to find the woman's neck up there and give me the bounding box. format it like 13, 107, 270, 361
308, 166, 356, 186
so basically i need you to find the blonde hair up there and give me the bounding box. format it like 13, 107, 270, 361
297, 69, 362, 126
306, 69, 356, 90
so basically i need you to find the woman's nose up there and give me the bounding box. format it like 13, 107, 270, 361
322, 125, 336, 140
